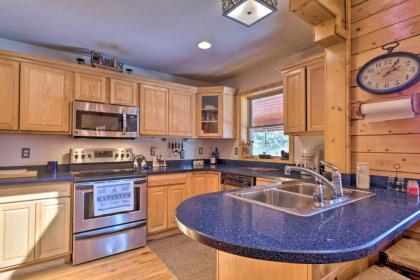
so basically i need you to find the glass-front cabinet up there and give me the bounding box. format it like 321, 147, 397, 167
197, 87, 236, 138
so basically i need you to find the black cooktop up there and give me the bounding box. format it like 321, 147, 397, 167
71, 167, 147, 182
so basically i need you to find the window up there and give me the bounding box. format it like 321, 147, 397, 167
249, 93, 290, 159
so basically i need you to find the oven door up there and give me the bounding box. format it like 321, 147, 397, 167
74, 178, 147, 233
73, 101, 139, 138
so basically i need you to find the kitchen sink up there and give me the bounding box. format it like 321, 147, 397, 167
227, 183, 374, 217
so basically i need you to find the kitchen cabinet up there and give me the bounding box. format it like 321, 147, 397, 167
206, 172, 221, 193
0, 201, 36, 269
74, 72, 107, 103
282, 56, 325, 135
0, 182, 71, 270
283, 68, 306, 134
110, 78, 138, 107
306, 61, 325, 132
167, 185, 186, 229
147, 172, 220, 234
168, 88, 195, 137
197, 87, 236, 138
0, 58, 19, 131
147, 186, 168, 234
35, 197, 71, 260
20, 63, 72, 133
140, 84, 168, 136
190, 173, 207, 197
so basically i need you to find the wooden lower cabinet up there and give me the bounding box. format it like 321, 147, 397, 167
190, 173, 207, 197
35, 197, 71, 260
147, 186, 168, 234
147, 172, 221, 234
0, 182, 71, 270
206, 172, 221, 193
167, 185, 186, 229
0, 201, 36, 269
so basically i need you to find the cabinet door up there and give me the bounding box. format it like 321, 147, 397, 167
74, 73, 107, 103
140, 84, 168, 135
283, 68, 306, 134
0, 201, 36, 269
306, 62, 325, 132
0, 58, 19, 130
147, 186, 168, 233
198, 93, 222, 137
167, 184, 185, 229
191, 173, 207, 197
110, 79, 138, 107
168, 89, 194, 137
35, 198, 70, 260
206, 173, 220, 193
20, 63, 72, 133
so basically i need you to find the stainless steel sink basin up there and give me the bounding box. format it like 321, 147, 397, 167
227, 183, 374, 216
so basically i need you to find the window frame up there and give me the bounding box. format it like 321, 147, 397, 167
237, 83, 294, 164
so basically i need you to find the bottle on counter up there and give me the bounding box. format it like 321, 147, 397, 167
386, 177, 396, 191
215, 147, 219, 163
210, 150, 217, 165
407, 180, 419, 196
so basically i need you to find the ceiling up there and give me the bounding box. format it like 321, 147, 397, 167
0, 0, 316, 82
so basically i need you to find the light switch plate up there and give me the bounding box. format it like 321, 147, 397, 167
234, 147, 239, 155
198, 147, 203, 155
21, 148, 30, 158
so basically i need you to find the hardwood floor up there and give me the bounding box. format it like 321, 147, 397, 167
10, 247, 176, 280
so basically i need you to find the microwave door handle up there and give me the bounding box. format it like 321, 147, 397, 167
122, 112, 127, 135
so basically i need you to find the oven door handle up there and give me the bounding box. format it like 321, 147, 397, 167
74, 220, 147, 240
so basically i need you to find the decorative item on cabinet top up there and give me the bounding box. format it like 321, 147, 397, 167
91, 51, 124, 72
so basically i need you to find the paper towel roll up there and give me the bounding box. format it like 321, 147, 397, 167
360, 98, 414, 123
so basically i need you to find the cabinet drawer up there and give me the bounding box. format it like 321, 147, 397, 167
148, 173, 188, 187
0, 182, 72, 204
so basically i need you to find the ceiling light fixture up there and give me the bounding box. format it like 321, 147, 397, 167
197, 41, 212, 50
223, 0, 277, 27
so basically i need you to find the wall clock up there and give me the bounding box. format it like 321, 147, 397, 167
356, 42, 420, 94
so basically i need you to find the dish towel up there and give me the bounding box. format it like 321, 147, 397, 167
93, 180, 134, 216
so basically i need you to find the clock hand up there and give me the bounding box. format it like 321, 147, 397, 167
382, 59, 400, 77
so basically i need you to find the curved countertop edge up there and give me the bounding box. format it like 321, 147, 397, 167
175, 198, 420, 264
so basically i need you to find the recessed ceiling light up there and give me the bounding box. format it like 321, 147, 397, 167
197, 41, 212, 50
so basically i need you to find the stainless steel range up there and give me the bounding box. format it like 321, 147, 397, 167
70, 148, 147, 265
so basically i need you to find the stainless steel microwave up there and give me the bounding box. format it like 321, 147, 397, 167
73, 101, 139, 138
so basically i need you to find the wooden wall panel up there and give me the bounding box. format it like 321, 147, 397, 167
351, 0, 420, 178
351, 15, 420, 54
351, 0, 407, 23
351, 0, 420, 38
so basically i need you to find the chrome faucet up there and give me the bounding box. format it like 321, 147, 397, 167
284, 165, 343, 207
320, 160, 344, 198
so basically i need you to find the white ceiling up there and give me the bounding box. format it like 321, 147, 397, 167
0, 0, 316, 82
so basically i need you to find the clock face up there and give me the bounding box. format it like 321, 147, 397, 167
357, 52, 420, 94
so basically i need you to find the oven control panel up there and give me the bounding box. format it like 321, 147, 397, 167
70, 148, 134, 164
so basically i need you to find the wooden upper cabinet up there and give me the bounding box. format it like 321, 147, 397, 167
283, 67, 306, 134
110, 78, 138, 107
140, 84, 168, 136
74, 73, 107, 103
306, 61, 325, 132
168, 89, 195, 137
197, 87, 236, 138
0, 58, 19, 131
35, 197, 70, 260
0, 201, 36, 269
20, 63, 72, 133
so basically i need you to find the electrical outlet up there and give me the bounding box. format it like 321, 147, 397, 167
150, 147, 156, 156
21, 148, 30, 158
234, 147, 239, 155
198, 147, 203, 155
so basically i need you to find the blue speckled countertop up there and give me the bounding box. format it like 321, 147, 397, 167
176, 187, 420, 264
0, 164, 293, 186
